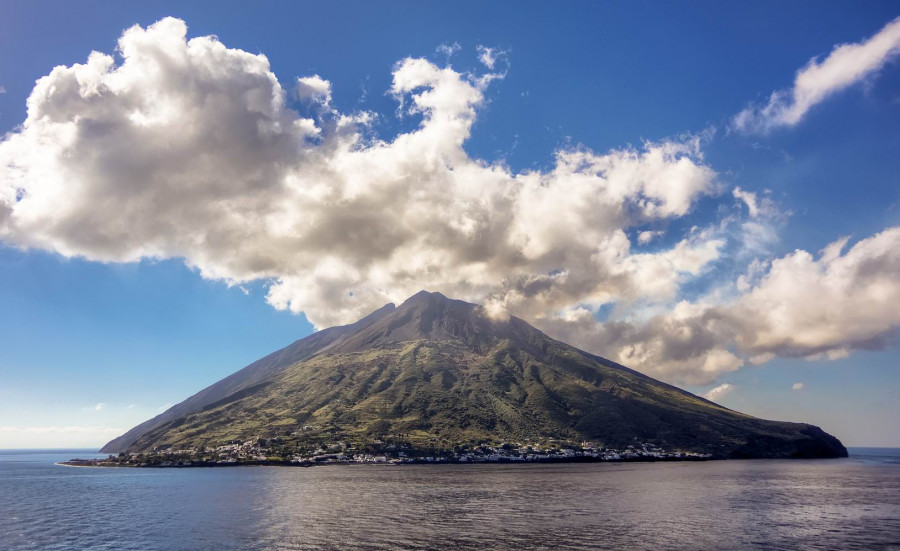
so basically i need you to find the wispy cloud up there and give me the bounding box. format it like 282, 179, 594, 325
435, 42, 461, 61
476, 45, 508, 71
637, 230, 664, 245
703, 383, 736, 402
792, 382, 805, 391
733, 16, 900, 133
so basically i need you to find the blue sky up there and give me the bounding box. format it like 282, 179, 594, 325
1, 1, 899, 447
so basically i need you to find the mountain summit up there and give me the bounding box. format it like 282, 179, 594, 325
102, 291, 846, 459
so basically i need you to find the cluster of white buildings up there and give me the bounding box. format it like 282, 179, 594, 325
282, 441, 713, 465
110, 438, 713, 467
211, 440, 269, 462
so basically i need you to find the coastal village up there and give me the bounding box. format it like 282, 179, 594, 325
63, 438, 713, 468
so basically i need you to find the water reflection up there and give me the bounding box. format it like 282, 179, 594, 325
2, 452, 899, 550
249, 460, 900, 550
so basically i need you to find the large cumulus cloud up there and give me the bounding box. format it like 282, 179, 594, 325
537, 228, 900, 384
2, 18, 899, 386
0, 17, 719, 325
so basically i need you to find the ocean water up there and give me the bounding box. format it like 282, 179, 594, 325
1, 448, 899, 550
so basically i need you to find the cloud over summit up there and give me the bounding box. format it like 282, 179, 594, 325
2, 17, 899, 386
0, 17, 718, 322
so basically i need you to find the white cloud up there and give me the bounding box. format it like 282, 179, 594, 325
703, 383, 735, 402
0, 17, 719, 332
748, 352, 775, 365
2, 18, 898, 388
734, 16, 900, 133
729, 188, 787, 262
637, 230, 664, 244
296, 74, 332, 105
792, 382, 805, 391
476, 45, 504, 70
534, 226, 900, 384
733, 187, 760, 217
0, 86, 6, 94
730, 228, 900, 358
535, 299, 744, 385
436, 42, 461, 60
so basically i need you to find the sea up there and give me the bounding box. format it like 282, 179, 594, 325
1, 448, 898, 550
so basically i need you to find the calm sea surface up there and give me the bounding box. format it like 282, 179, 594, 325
1, 448, 899, 550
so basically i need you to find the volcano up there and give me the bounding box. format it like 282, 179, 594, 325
101, 291, 847, 459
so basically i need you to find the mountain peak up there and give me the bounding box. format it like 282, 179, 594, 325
405, 289, 444, 300
323, 291, 490, 354
401, 290, 456, 307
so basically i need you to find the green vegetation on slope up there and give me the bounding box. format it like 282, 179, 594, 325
122, 291, 846, 460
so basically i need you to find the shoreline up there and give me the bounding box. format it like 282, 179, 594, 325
57, 454, 845, 469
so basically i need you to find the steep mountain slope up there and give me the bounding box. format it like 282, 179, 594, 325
100, 303, 397, 452
103, 291, 847, 459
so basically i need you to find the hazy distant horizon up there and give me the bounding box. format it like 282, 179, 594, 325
2, 2, 899, 448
